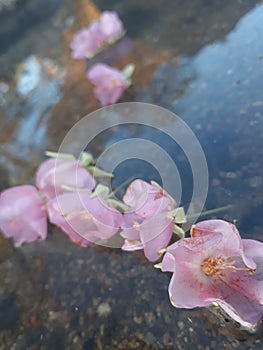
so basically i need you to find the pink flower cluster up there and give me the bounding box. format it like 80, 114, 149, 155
1, 152, 263, 330
121, 179, 180, 262
70, 11, 134, 105
0, 155, 121, 247
87, 63, 131, 106
70, 11, 124, 59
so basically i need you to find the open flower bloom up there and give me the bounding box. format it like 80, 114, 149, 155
87, 63, 130, 106
0, 185, 47, 246
35, 158, 96, 200
47, 192, 121, 247
120, 180, 178, 262
99, 11, 124, 43
162, 219, 263, 329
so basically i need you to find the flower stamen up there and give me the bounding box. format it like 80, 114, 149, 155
201, 256, 254, 279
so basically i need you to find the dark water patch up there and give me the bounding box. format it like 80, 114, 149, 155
94, 0, 259, 55
0, 0, 61, 54
85, 123, 194, 206
0, 292, 18, 331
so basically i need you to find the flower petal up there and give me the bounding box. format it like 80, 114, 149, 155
99, 11, 124, 42
70, 25, 103, 59
192, 220, 256, 269
122, 239, 144, 252
142, 221, 173, 262
87, 63, 128, 106
47, 192, 121, 246
0, 185, 47, 246
36, 158, 96, 200
215, 285, 263, 329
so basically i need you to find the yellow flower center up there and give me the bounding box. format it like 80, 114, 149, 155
133, 220, 140, 231
201, 256, 254, 279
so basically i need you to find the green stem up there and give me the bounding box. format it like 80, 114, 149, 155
187, 205, 232, 219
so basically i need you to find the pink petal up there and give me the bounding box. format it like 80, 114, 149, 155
99, 11, 124, 42
47, 192, 121, 246
122, 239, 144, 252
142, 221, 173, 262
243, 238, 263, 271
0, 185, 47, 246
162, 233, 225, 307
87, 63, 127, 86
70, 25, 103, 59
215, 286, 263, 329
121, 180, 175, 261
87, 63, 128, 106
94, 84, 126, 106
161, 250, 176, 273
163, 220, 263, 328
47, 193, 93, 247
120, 212, 141, 241
192, 220, 256, 269
123, 179, 174, 218
36, 158, 96, 200
80, 194, 122, 239
165, 256, 218, 308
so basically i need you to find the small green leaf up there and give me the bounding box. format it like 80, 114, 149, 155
45, 151, 75, 160
80, 152, 94, 166
91, 184, 110, 199
173, 224, 185, 239
88, 166, 114, 178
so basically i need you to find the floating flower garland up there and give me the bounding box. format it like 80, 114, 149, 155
0, 151, 263, 330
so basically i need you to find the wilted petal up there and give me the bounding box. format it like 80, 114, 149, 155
36, 158, 96, 200
0, 185, 47, 246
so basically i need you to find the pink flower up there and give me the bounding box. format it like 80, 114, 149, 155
162, 219, 263, 329
35, 158, 96, 200
120, 180, 175, 262
87, 63, 129, 106
70, 11, 124, 60
0, 185, 47, 246
47, 192, 122, 247
70, 23, 103, 59
99, 11, 124, 43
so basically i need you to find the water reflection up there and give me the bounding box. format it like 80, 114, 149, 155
150, 5, 263, 239
0, 56, 63, 183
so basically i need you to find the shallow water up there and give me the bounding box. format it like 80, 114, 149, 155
0, 0, 263, 349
